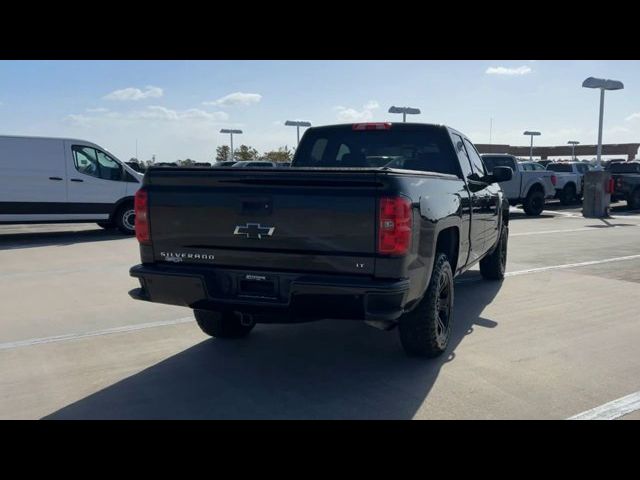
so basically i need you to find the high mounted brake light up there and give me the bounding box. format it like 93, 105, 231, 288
352, 122, 392, 131
135, 188, 151, 245
378, 196, 412, 256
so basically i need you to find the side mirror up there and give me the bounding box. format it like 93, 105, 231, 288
489, 166, 513, 184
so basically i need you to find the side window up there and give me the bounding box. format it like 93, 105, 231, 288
96, 150, 123, 181
462, 139, 486, 176
72, 145, 123, 181
521, 163, 532, 171
336, 144, 351, 162
310, 138, 328, 164
451, 133, 473, 179
72, 146, 100, 178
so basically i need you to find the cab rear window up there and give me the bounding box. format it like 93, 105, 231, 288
292, 126, 461, 176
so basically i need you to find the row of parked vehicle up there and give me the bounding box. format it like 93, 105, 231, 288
481, 154, 640, 215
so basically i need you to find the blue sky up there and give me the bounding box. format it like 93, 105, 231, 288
1, 60, 639, 162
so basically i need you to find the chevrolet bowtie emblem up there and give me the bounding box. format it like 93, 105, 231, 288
233, 223, 275, 239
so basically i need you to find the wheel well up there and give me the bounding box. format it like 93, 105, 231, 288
564, 182, 576, 190
527, 183, 543, 195
435, 227, 459, 274
110, 196, 134, 220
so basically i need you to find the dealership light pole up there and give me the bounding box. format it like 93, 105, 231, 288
568, 140, 580, 161
582, 77, 624, 171
220, 129, 243, 162
388, 106, 421, 122
285, 120, 311, 145
523, 131, 541, 162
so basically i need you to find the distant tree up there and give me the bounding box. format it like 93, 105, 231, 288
235, 145, 260, 161
216, 145, 231, 162
179, 158, 195, 167
263, 146, 294, 163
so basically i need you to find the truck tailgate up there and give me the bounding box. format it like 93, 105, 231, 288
145, 168, 381, 275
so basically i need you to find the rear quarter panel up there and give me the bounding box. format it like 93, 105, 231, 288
374, 171, 469, 307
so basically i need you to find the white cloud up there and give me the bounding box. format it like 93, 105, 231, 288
204, 92, 262, 107
86, 107, 109, 113
67, 105, 229, 125
485, 65, 532, 76
625, 112, 640, 121
131, 106, 229, 122
103, 85, 163, 101
334, 100, 380, 122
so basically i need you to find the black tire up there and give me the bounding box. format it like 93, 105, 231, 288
194, 309, 255, 339
398, 253, 454, 358
114, 202, 136, 235
628, 189, 640, 210
559, 184, 577, 206
480, 225, 508, 280
96, 221, 115, 230
523, 189, 545, 216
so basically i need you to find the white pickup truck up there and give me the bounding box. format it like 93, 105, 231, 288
546, 162, 590, 205
481, 154, 557, 216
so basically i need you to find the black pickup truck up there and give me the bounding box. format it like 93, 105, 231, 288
609, 161, 640, 209
129, 123, 512, 357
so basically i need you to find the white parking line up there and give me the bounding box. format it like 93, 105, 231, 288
0, 317, 194, 351
456, 253, 640, 284
505, 254, 640, 277
568, 391, 640, 420
511, 225, 638, 237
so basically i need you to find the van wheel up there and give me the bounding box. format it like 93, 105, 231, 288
480, 225, 508, 280
523, 189, 545, 216
115, 203, 136, 235
96, 221, 115, 230
559, 184, 577, 206
194, 310, 255, 338
398, 253, 453, 358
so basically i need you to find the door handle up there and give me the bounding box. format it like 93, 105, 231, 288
49, 177, 63, 181
70, 178, 84, 182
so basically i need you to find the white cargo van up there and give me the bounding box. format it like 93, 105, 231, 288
0, 135, 143, 234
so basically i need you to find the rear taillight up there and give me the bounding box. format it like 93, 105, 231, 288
607, 178, 615, 194
551, 174, 557, 186
352, 122, 392, 131
135, 188, 150, 244
378, 196, 412, 256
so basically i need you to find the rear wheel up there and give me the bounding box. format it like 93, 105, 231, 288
628, 189, 640, 210
194, 309, 255, 339
480, 225, 508, 280
523, 189, 545, 216
398, 253, 453, 358
559, 183, 577, 206
114, 203, 136, 235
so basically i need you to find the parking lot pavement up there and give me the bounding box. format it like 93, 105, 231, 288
1, 205, 640, 419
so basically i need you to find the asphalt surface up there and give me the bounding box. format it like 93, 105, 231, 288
1, 201, 640, 419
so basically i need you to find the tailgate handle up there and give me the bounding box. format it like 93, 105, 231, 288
241, 198, 272, 216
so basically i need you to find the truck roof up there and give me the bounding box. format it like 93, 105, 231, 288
308, 122, 447, 131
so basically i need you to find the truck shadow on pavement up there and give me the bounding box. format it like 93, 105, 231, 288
0, 228, 129, 251
44, 277, 502, 420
